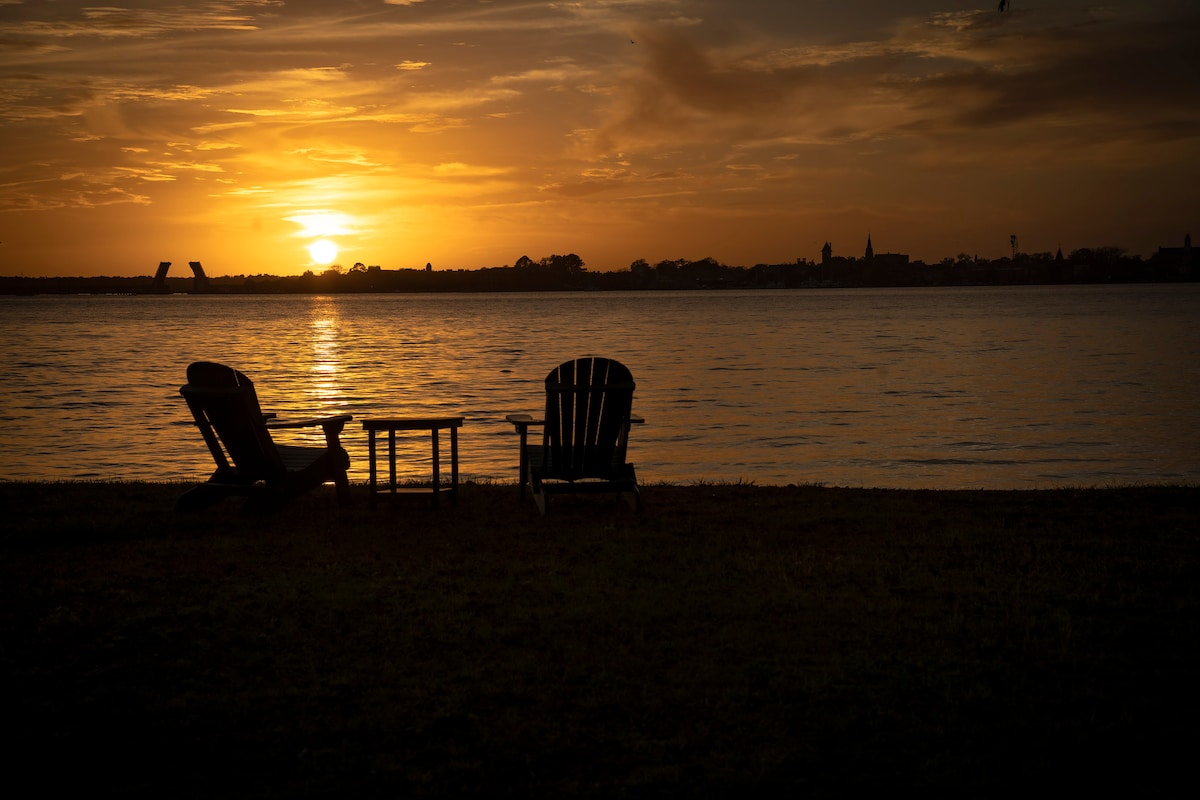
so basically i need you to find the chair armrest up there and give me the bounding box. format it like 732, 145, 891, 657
505, 413, 543, 432
268, 414, 353, 454
506, 414, 543, 496
266, 413, 353, 431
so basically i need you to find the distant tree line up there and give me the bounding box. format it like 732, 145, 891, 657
1, 245, 1195, 295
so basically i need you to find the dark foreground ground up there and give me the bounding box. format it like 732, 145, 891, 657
2, 481, 1198, 797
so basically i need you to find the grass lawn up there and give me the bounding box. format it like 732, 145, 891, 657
3, 481, 1198, 797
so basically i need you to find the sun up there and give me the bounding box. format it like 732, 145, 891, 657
308, 239, 339, 265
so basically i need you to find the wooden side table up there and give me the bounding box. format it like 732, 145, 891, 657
363, 417, 464, 508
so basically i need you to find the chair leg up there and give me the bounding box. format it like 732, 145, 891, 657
333, 469, 351, 505
516, 431, 529, 501
530, 472, 548, 515
621, 466, 641, 512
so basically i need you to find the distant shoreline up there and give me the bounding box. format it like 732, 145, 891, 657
4, 242, 1199, 295
2, 270, 1197, 296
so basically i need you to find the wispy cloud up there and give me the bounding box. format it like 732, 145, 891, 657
1, 1, 273, 38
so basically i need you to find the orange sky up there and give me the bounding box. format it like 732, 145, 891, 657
1, 1, 1197, 277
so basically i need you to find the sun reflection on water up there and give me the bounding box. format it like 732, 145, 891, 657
307, 297, 344, 412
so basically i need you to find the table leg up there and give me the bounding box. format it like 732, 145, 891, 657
388, 429, 397, 503
431, 427, 441, 507
450, 424, 459, 506
368, 428, 378, 508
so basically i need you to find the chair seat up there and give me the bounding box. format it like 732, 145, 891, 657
523, 444, 634, 483
276, 443, 338, 473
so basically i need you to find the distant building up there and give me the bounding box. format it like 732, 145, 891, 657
819, 241, 858, 283
872, 252, 910, 270
1151, 233, 1197, 278
860, 235, 910, 284
817, 238, 910, 284
1156, 233, 1192, 257
864, 234, 908, 267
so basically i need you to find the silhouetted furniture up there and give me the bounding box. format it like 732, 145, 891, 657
362, 417, 463, 508
506, 357, 643, 514
177, 361, 352, 510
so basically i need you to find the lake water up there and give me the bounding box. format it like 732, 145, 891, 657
1, 285, 1197, 489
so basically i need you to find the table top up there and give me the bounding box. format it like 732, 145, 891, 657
362, 417, 464, 431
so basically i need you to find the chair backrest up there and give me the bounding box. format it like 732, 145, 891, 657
180, 361, 285, 479
541, 357, 636, 480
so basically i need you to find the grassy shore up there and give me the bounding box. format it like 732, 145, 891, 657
3, 481, 1198, 797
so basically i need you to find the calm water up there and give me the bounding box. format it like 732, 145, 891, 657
1, 285, 1197, 489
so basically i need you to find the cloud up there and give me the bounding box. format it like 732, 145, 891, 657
431, 162, 501, 176
0, 166, 153, 212
541, 179, 626, 198
0, 2, 271, 38
590, 6, 1200, 164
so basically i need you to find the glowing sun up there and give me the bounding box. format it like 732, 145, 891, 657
308, 239, 339, 265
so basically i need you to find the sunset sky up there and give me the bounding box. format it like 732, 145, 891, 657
1, 1, 1197, 277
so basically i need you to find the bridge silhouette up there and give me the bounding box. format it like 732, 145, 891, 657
151, 261, 210, 293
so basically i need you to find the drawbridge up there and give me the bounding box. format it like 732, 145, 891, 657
151, 261, 210, 293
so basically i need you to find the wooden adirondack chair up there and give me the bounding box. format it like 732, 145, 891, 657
177, 361, 352, 510
506, 357, 643, 514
